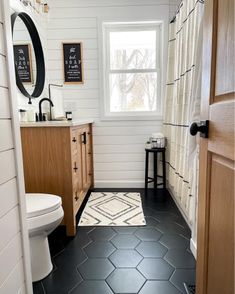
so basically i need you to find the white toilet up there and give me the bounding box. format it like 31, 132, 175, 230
26, 193, 64, 282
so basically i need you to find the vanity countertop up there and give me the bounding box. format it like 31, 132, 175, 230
20, 118, 94, 128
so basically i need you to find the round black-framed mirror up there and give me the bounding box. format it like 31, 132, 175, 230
11, 12, 45, 101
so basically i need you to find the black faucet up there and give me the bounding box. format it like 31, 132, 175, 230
38, 98, 54, 121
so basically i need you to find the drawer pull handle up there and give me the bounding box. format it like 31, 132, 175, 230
88, 152, 91, 155
81, 132, 87, 144
72, 137, 77, 143
75, 192, 79, 201
88, 173, 92, 176
73, 163, 78, 172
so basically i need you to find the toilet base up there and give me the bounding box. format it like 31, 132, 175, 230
30, 235, 53, 282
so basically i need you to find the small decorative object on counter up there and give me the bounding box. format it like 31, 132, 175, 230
66, 111, 73, 121
150, 133, 166, 148
19, 109, 28, 122
145, 141, 152, 149
43, 3, 49, 13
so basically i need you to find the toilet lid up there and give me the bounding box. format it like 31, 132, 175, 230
26, 193, 62, 218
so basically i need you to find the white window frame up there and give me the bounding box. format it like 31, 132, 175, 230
101, 21, 163, 121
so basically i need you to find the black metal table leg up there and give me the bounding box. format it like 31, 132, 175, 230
154, 152, 158, 190
162, 150, 166, 190
145, 150, 149, 191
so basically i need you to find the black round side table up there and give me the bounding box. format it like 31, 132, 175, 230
145, 147, 166, 191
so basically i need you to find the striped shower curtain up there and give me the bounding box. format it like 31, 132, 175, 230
163, 0, 204, 229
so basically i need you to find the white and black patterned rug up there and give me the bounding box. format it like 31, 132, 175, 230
78, 192, 146, 226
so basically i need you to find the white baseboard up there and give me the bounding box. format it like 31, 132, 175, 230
190, 238, 197, 259
94, 180, 145, 188
94, 178, 165, 189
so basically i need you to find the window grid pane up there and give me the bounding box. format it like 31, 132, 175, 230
110, 72, 158, 112
110, 30, 157, 71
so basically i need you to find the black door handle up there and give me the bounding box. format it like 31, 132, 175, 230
81, 132, 87, 144
190, 120, 209, 138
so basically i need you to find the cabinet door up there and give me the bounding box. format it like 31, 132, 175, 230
71, 129, 83, 201
86, 126, 93, 188
80, 125, 93, 191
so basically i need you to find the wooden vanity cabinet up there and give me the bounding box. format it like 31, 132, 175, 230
21, 123, 94, 236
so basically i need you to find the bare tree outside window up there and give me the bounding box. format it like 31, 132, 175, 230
109, 30, 158, 113
102, 23, 162, 118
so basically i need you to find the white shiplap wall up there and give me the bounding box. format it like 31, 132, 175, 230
0, 1, 32, 293
47, 0, 172, 188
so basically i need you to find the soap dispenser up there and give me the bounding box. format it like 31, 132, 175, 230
27, 99, 36, 122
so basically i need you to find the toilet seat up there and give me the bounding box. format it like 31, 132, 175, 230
26, 193, 62, 218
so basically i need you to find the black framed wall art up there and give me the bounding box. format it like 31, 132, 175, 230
62, 42, 84, 84
13, 44, 33, 84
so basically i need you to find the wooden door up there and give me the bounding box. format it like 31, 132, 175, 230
86, 126, 93, 188
79, 125, 93, 191
71, 128, 83, 206
78, 126, 88, 191
196, 0, 234, 294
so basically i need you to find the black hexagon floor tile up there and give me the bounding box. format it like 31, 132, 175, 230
42, 266, 82, 294
78, 258, 115, 280
54, 246, 87, 268
139, 281, 181, 294
174, 217, 190, 228
109, 249, 143, 268
136, 241, 168, 258
88, 227, 116, 241
71, 228, 92, 249
145, 216, 159, 227
142, 207, 156, 216
106, 268, 146, 293
33, 282, 45, 294
135, 228, 162, 241
156, 222, 188, 235
84, 241, 116, 258
170, 269, 196, 293
111, 234, 140, 249
164, 249, 196, 269
77, 226, 95, 234
159, 234, 190, 249
154, 212, 182, 223
69, 280, 113, 294
113, 227, 138, 234
137, 258, 174, 280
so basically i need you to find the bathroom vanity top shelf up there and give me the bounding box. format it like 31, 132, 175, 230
20, 118, 94, 127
